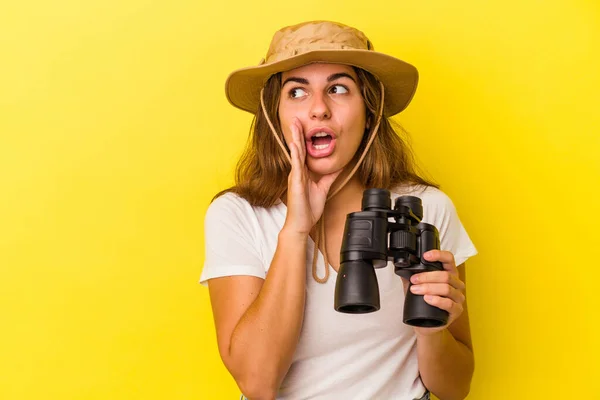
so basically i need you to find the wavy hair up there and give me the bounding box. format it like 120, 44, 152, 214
213, 67, 438, 206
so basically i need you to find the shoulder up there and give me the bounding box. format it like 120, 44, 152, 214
208, 192, 283, 215
205, 192, 283, 236
206, 192, 251, 218
204, 193, 257, 237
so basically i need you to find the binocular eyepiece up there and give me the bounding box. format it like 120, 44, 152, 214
334, 188, 449, 328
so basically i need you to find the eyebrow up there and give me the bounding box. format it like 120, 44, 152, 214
282, 72, 357, 87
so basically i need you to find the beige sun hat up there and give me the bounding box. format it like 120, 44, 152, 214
224, 21, 421, 285
225, 20, 419, 116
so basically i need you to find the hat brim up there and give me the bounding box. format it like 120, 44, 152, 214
225, 49, 419, 116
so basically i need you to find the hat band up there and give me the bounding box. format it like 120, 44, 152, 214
266, 42, 369, 63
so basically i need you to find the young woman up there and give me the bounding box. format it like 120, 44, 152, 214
200, 20, 478, 400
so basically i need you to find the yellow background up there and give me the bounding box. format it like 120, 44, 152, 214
1, 0, 599, 399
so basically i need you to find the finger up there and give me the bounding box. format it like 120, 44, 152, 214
410, 270, 465, 291
289, 142, 302, 183
423, 294, 463, 315
289, 124, 300, 169
288, 141, 296, 174
423, 250, 457, 277
410, 283, 465, 305
290, 121, 298, 149
292, 118, 306, 164
423, 250, 456, 268
423, 250, 456, 266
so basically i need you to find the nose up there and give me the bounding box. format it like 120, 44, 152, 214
309, 92, 331, 120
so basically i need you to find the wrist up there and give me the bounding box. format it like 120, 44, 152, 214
279, 227, 310, 243
415, 326, 448, 341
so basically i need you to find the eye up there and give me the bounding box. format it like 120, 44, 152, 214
330, 84, 349, 94
289, 87, 308, 99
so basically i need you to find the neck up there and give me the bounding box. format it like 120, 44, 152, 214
321, 151, 366, 210
324, 174, 365, 216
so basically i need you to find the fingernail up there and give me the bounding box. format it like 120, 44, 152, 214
410, 275, 419, 284
424, 251, 433, 260
410, 285, 422, 294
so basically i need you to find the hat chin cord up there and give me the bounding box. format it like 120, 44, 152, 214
260, 82, 385, 283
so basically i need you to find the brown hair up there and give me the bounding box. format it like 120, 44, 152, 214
213, 67, 438, 206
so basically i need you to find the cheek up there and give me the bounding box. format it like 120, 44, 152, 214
345, 108, 367, 147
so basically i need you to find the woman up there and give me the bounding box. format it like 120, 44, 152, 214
200, 20, 478, 400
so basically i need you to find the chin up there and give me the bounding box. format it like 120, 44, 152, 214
307, 157, 346, 177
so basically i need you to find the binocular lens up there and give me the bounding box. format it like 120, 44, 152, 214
403, 288, 449, 327
361, 188, 391, 211
334, 260, 380, 314
394, 196, 423, 220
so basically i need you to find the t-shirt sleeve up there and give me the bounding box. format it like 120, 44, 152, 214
199, 193, 267, 287
420, 187, 478, 267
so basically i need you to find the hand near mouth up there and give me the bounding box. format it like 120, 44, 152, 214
283, 118, 342, 236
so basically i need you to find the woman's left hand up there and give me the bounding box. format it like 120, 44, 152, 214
408, 250, 465, 336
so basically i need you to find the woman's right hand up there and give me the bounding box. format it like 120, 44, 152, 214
283, 118, 342, 236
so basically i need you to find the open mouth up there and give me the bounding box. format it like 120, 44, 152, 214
310, 132, 333, 150
305, 129, 337, 158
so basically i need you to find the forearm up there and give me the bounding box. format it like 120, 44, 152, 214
229, 229, 308, 397
417, 329, 474, 400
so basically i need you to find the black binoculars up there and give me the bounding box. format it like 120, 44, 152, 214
334, 188, 449, 327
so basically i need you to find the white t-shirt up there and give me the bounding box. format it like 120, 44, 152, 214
200, 185, 478, 400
